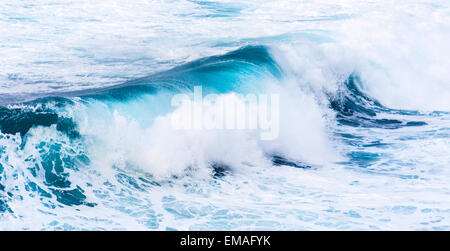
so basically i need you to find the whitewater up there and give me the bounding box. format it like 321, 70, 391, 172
1, 0, 450, 230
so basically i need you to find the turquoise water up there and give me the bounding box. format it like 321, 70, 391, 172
1, 0, 450, 230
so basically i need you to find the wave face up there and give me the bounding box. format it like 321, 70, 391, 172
1, 0, 450, 230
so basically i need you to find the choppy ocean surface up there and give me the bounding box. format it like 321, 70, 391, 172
1, 0, 450, 230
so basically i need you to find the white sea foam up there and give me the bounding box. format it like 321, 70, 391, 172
1, 0, 450, 231
74, 78, 336, 178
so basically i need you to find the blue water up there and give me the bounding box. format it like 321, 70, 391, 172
1, 0, 450, 230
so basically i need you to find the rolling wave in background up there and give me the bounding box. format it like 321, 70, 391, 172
1, 0, 450, 230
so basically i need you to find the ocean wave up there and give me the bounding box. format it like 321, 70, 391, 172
1, 0, 450, 230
